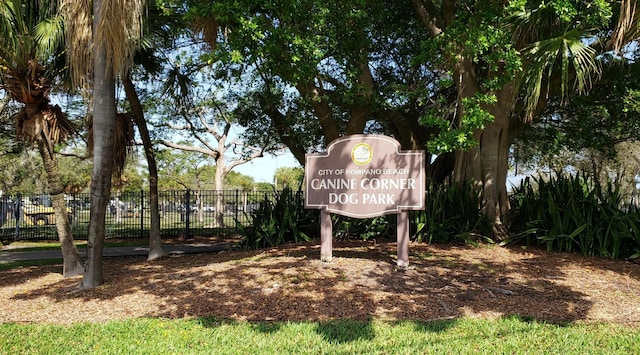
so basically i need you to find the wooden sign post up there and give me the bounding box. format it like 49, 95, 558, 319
305, 135, 425, 267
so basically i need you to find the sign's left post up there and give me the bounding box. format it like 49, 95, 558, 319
320, 210, 333, 262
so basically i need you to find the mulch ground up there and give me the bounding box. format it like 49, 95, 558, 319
1, 238, 639, 326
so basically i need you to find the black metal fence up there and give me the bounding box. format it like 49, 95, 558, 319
0, 189, 275, 243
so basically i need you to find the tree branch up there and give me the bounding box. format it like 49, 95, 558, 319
160, 140, 220, 160
410, 0, 443, 36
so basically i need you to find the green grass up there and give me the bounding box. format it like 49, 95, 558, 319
0, 317, 638, 354
0, 240, 145, 253
1, 241, 84, 251
0, 241, 148, 272
0, 258, 62, 271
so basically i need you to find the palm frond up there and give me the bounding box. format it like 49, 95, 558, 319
610, 0, 640, 52
112, 112, 135, 178
163, 65, 194, 107
1, 0, 65, 104
507, 5, 564, 49
60, 0, 92, 92
194, 16, 219, 50
520, 29, 600, 119
34, 14, 65, 60
15, 102, 75, 146
0, 0, 33, 75
2, 59, 50, 104
95, 0, 144, 78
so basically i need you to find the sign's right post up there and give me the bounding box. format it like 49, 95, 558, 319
397, 210, 410, 267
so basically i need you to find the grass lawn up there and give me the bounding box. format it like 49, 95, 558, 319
1, 317, 638, 354
0, 239, 142, 252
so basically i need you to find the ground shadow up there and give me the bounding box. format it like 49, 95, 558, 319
2, 239, 639, 327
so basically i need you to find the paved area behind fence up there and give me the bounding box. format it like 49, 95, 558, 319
0, 242, 230, 263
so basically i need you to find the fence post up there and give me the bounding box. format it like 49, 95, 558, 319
13, 194, 21, 241
71, 193, 78, 226
184, 189, 191, 239
140, 190, 144, 239
235, 189, 239, 230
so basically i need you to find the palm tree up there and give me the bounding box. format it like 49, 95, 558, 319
61, 0, 145, 289
0, 0, 84, 276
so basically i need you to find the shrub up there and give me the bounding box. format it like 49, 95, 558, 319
239, 188, 319, 249
332, 215, 396, 241
411, 180, 492, 244
509, 173, 640, 260
239, 180, 495, 249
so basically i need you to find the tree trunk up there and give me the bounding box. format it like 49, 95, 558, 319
37, 140, 84, 277
453, 84, 516, 240
80, 0, 115, 289
213, 160, 226, 228
345, 59, 374, 135
296, 82, 340, 143
122, 74, 167, 261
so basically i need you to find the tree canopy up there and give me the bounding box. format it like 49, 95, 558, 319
171, 0, 640, 239
3, 0, 640, 268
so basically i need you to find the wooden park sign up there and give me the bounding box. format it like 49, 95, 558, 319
305, 134, 425, 266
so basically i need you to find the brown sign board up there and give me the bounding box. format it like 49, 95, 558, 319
305, 134, 425, 217
305, 134, 425, 267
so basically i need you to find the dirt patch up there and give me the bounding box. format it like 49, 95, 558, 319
1, 239, 639, 326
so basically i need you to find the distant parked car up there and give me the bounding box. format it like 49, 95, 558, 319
202, 205, 215, 212
22, 196, 72, 225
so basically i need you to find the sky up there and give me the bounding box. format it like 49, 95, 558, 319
233, 150, 301, 184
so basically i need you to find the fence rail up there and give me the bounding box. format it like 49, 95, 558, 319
0, 189, 276, 243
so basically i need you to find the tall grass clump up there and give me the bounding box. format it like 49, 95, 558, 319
239, 187, 319, 249
411, 180, 492, 244
509, 173, 640, 260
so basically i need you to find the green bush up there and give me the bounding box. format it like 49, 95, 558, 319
411, 180, 492, 244
239, 188, 319, 249
238, 180, 495, 248
319, 180, 491, 244
509, 173, 640, 260
240, 187, 396, 245
332, 215, 395, 241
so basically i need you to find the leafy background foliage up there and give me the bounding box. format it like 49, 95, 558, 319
241, 175, 640, 262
